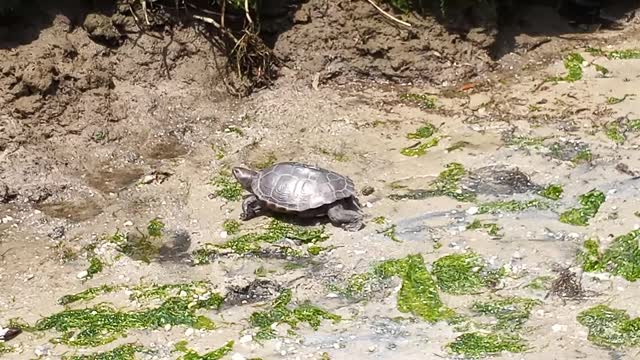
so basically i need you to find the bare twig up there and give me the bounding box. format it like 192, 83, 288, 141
192, 14, 239, 42
140, 0, 150, 25
365, 0, 412, 27
244, 0, 253, 25
221, 0, 226, 29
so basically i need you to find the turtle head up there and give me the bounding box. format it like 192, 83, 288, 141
232, 167, 257, 191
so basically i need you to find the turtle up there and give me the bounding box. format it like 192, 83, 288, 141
232, 162, 364, 231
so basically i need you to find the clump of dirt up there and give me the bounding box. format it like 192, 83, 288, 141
271, 0, 493, 86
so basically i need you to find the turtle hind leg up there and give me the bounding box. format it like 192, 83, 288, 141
240, 195, 265, 221
327, 199, 364, 232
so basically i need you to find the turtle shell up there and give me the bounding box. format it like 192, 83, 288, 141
251, 162, 356, 212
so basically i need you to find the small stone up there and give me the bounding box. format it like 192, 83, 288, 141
326, 293, 339, 298
123, 220, 133, 226
361, 186, 375, 196
208, 193, 216, 200
184, 328, 194, 337
34, 346, 49, 356
164, 324, 172, 331
220, 231, 228, 239
466, 206, 479, 215
231, 354, 246, 360
368, 345, 377, 352
25, 274, 34, 281
48, 226, 65, 240
512, 251, 523, 259
77, 271, 88, 279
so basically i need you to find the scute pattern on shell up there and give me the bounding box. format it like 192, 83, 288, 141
251, 162, 356, 212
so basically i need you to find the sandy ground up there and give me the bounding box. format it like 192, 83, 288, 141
2, 2, 640, 360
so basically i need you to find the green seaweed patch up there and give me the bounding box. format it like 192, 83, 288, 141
0, 343, 16, 355
400, 137, 440, 157
447, 332, 528, 358
59, 285, 120, 306
406, 123, 436, 139
249, 289, 341, 340
471, 297, 541, 331
175, 340, 234, 360
525, 276, 554, 291
147, 219, 165, 237
222, 219, 241, 235
605, 122, 627, 144
577, 305, 640, 348
372, 216, 387, 225
446, 140, 470, 152
629, 119, 640, 131
594, 64, 610, 76
211, 144, 226, 160
374, 254, 455, 322
399, 93, 437, 109
215, 219, 329, 255
433, 252, 505, 294
466, 219, 502, 237
547, 52, 585, 82
587, 47, 640, 60
379, 224, 401, 242
559, 189, 606, 226
579, 230, 640, 281
505, 135, 547, 148
389, 162, 476, 202
330, 272, 377, 300
210, 170, 244, 201
477, 199, 551, 214
539, 184, 564, 200
86, 257, 104, 279
572, 149, 593, 164
63, 343, 145, 360
109, 230, 159, 264
34, 293, 221, 347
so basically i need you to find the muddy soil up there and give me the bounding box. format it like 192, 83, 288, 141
2, 1, 640, 359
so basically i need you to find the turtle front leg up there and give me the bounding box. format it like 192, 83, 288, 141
327, 200, 364, 232
240, 195, 264, 221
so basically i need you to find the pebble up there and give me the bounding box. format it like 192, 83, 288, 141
25, 274, 34, 281
368, 345, 377, 352
220, 231, 229, 239
1, 216, 13, 224
164, 324, 172, 331
466, 206, 479, 215
231, 354, 246, 360
34, 346, 49, 357
184, 328, 194, 337
123, 220, 134, 226
76, 271, 88, 279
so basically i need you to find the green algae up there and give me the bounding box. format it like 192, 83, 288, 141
559, 189, 606, 226
372, 216, 387, 225
466, 219, 502, 237
147, 218, 165, 237
471, 297, 541, 331
58, 285, 120, 306
586, 47, 640, 60
400, 137, 440, 157
86, 257, 104, 279
579, 230, 640, 281
446, 141, 470, 152
539, 184, 564, 200
389, 162, 475, 202
63, 343, 145, 360
406, 123, 436, 139
477, 199, 551, 214
379, 224, 401, 242
222, 219, 241, 235
399, 93, 437, 109
547, 52, 585, 82
210, 170, 244, 201
374, 254, 455, 322
249, 289, 341, 340
447, 332, 528, 358
176, 340, 234, 360
34, 294, 220, 347
577, 305, 640, 349
192, 219, 329, 263
606, 94, 633, 105
505, 135, 547, 148
433, 252, 505, 295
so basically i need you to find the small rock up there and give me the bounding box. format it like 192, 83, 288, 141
361, 185, 375, 196
368, 345, 377, 352
34, 345, 49, 357
77, 271, 88, 279
123, 220, 133, 226
164, 324, 172, 331
466, 206, 479, 215
220, 231, 228, 239
231, 354, 246, 360
25, 274, 34, 281
184, 328, 194, 337
208, 193, 216, 200
48, 226, 65, 240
